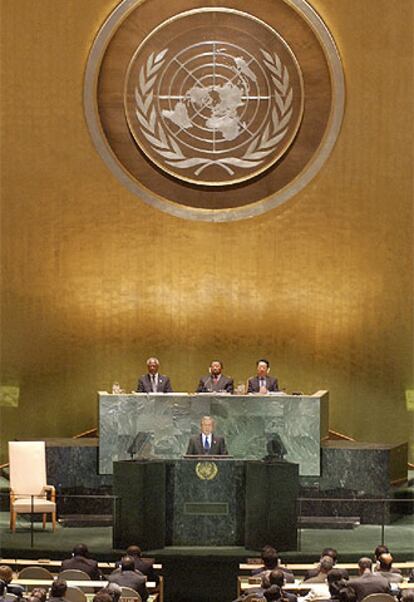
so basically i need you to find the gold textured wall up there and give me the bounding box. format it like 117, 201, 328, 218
1, 0, 413, 463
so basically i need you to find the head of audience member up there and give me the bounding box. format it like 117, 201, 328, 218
264, 585, 282, 602
374, 545, 389, 560
209, 360, 223, 377
256, 359, 270, 377
93, 594, 113, 602
30, 588, 48, 602
408, 569, 414, 583
401, 592, 414, 602
319, 556, 335, 575
200, 416, 215, 436
50, 580, 67, 599
321, 547, 338, 564
264, 570, 285, 589
146, 357, 160, 375
358, 557, 373, 575
261, 546, 279, 570
73, 543, 89, 558
120, 556, 136, 572
328, 571, 349, 598
97, 585, 122, 602
126, 545, 142, 558
0, 567, 13, 585
378, 553, 394, 572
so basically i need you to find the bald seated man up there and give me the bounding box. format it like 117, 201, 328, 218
350, 557, 390, 602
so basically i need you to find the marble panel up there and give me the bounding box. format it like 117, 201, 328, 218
299, 441, 408, 524
44, 438, 113, 515
212, 394, 324, 475
167, 459, 245, 546
99, 391, 328, 476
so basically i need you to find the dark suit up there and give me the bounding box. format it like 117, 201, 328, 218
350, 573, 390, 601
60, 555, 101, 580
373, 570, 403, 584
304, 568, 349, 581
115, 557, 159, 585
107, 568, 148, 601
137, 373, 172, 393
196, 374, 234, 393
232, 588, 296, 602
304, 572, 329, 584
251, 567, 295, 584
186, 433, 228, 455
247, 375, 279, 393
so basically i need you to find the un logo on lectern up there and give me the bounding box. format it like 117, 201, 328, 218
84, 0, 345, 220
195, 462, 218, 481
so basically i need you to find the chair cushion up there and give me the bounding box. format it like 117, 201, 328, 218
12, 498, 56, 512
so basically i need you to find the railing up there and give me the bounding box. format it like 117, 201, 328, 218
297, 496, 414, 552
0, 493, 412, 552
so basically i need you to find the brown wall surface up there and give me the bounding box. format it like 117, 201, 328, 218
1, 0, 413, 463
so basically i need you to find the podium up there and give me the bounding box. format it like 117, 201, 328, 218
113, 458, 299, 551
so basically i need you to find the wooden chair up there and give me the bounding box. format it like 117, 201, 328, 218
65, 587, 88, 602
9, 441, 56, 532
18, 566, 54, 579
59, 569, 94, 592
361, 595, 396, 602
120, 586, 142, 602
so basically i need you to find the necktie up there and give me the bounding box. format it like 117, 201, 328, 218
260, 378, 265, 388
151, 375, 157, 392
204, 436, 210, 452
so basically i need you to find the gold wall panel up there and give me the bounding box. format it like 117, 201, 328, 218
0, 0, 413, 463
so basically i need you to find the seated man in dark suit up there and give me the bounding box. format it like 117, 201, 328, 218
304, 556, 335, 583
373, 545, 402, 576
107, 556, 148, 602
374, 553, 403, 583
48, 580, 68, 602
60, 543, 101, 580
264, 570, 297, 602
0, 565, 25, 598
251, 546, 294, 583
136, 357, 173, 393
196, 360, 234, 393
247, 359, 279, 394
116, 545, 159, 585
186, 416, 228, 455
304, 547, 348, 581
350, 557, 390, 602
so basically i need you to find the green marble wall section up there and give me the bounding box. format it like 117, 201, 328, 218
99, 391, 328, 476
166, 459, 245, 546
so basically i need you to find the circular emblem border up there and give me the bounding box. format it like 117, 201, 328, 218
123, 8, 305, 187
84, 0, 345, 222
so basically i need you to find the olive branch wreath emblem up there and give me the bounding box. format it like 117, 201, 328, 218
134, 48, 293, 177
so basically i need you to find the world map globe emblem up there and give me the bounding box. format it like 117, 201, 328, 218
124, 8, 305, 186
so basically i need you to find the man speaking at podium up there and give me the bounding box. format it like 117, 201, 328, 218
186, 416, 228, 456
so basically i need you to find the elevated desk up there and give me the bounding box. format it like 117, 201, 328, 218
99, 391, 328, 476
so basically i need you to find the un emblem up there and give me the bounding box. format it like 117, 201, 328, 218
195, 461, 218, 481
84, 0, 344, 220
124, 9, 304, 186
